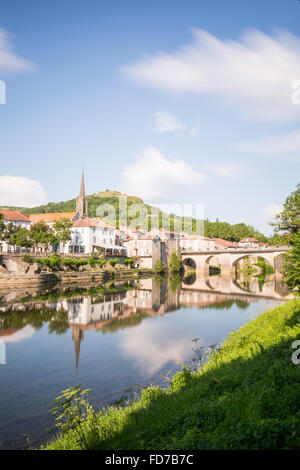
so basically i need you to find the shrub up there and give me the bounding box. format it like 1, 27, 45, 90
22, 254, 33, 264
155, 260, 167, 274
108, 258, 119, 268
124, 258, 135, 268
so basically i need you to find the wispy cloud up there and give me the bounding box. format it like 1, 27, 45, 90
0, 176, 48, 207
152, 110, 186, 133
121, 145, 205, 200
235, 128, 300, 160
0, 28, 34, 75
122, 28, 300, 121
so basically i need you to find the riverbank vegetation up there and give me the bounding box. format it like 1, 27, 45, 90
43, 299, 300, 450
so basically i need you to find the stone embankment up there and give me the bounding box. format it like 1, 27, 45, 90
0, 254, 153, 288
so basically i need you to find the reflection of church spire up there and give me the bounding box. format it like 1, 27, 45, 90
76, 168, 88, 219
72, 327, 84, 374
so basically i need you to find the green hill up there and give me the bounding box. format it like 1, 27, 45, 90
0, 191, 269, 242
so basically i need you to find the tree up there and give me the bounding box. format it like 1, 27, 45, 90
124, 258, 134, 268
53, 218, 73, 253
271, 183, 300, 241
282, 230, 300, 295
169, 251, 183, 274
155, 260, 167, 274
108, 258, 119, 268
0, 222, 21, 252
30, 221, 53, 252
9, 227, 33, 252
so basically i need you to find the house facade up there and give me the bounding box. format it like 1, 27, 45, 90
0, 210, 31, 253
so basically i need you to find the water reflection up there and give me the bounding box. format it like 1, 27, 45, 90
0, 272, 293, 449
0, 272, 293, 373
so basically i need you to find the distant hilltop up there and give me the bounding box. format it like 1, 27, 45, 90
0, 190, 144, 216
92, 190, 143, 204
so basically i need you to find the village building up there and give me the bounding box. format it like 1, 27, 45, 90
0, 210, 31, 253
180, 234, 216, 251
239, 237, 260, 248
123, 235, 180, 269
63, 217, 126, 255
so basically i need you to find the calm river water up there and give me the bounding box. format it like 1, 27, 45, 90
0, 273, 292, 449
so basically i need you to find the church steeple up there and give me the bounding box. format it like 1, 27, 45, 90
72, 327, 84, 374
76, 169, 88, 218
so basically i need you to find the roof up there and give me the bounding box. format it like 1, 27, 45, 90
239, 238, 259, 243
28, 212, 76, 223
73, 217, 112, 228
0, 209, 30, 222
213, 238, 240, 248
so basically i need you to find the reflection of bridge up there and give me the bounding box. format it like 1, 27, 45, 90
181, 274, 293, 301
181, 247, 288, 276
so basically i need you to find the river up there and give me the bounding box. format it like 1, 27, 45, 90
0, 273, 292, 449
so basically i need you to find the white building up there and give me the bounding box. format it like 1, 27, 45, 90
63, 218, 126, 255
0, 210, 31, 253
239, 238, 260, 248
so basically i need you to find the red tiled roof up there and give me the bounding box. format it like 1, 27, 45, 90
28, 212, 76, 223
239, 238, 259, 243
213, 238, 240, 248
73, 218, 111, 228
0, 210, 30, 222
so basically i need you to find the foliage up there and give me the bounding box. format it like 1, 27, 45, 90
50, 386, 96, 449
108, 258, 119, 268
124, 258, 135, 268
9, 227, 33, 250
30, 221, 53, 250
22, 254, 33, 263
4, 191, 269, 241
282, 230, 300, 295
271, 183, 300, 240
255, 257, 274, 275
44, 300, 300, 451
154, 260, 167, 274
52, 218, 73, 248
169, 251, 183, 274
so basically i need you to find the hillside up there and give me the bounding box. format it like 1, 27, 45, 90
0, 191, 269, 242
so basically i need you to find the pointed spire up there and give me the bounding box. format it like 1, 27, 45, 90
72, 327, 84, 374
79, 168, 85, 197
76, 168, 88, 218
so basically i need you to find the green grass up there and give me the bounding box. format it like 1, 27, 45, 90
43, 299, 300, 450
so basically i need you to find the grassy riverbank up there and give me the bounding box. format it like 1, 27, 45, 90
44, 299, 300, 450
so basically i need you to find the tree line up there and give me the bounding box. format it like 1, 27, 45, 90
0, 216, 72, 253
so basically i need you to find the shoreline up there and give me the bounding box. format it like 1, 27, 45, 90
0, 268, 155, 289
43, 299, 300, 450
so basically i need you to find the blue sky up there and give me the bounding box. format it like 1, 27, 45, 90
0, 0, 299, 235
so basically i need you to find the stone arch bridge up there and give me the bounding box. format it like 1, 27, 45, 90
181, 247, 288, 277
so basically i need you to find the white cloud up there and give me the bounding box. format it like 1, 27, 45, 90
152, 110, 186, 133
0, 325, 35, 343
122, 28, 300, 121
121, 145, 205, 200
206, 164, 244, 178
0, 28, 34, 75
261, 204, 282, 219
0, 176, 48, 207
235, 128, 300, 160
119, 320, 193, 376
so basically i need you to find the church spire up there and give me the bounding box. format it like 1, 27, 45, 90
76, 168, 88, 218
79, 168, 85, 196
72, 327, 84, 374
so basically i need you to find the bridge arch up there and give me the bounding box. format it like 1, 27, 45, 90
182, 257, 197, 270
231, 253, 274, 273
